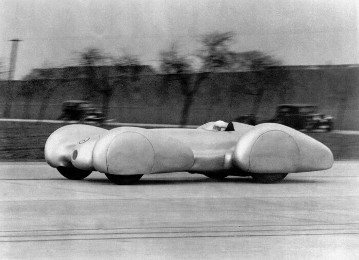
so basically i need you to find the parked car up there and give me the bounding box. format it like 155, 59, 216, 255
58, 100, 105, 124
269, 104, 333, 132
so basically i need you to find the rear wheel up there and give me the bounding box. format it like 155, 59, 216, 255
251, 173, 288, 184
57, 167, 92, 180
105, 173, 143, 185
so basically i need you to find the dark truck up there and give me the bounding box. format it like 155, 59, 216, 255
236, 104, 333, 132
58, 100, 105, 124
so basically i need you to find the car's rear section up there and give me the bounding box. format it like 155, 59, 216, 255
232, 123, 333, 174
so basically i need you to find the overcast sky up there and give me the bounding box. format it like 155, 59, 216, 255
1, 0, 358, 79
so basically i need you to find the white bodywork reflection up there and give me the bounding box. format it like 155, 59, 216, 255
45, 121, 334, 181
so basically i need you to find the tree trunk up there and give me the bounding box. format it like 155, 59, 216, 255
102, 90, 112, 120
178, 73, 207, 126
180, 94, 194, 126
84, 66, 98, 100
250, 88, 264, 117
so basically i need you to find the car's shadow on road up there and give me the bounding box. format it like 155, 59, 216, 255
84, 175, 322, 186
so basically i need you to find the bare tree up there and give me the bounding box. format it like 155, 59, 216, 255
199, 31, 235, 71
240, 51, 288, 117
77, 48, 143, 120
160, 32, 235, 126
78, 48, 106, 99
76, 48, 117, 120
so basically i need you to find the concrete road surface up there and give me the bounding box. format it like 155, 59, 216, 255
0, 161, 359, 259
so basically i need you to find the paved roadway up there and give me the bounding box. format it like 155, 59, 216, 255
0, 162, 359, 260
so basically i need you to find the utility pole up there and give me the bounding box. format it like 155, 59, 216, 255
4, 39, 22, 118
8, 39, 21, 80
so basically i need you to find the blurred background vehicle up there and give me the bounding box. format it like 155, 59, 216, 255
235, 104, 333, 132
57, 100, 105, 124
269, 104, 333, 132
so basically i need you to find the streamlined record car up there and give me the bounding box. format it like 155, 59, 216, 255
44, 121, 333, 184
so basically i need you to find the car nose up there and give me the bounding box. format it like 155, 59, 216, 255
71, 136, 101, 171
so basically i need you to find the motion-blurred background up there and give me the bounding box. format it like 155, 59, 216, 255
1, 0, 359, 160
